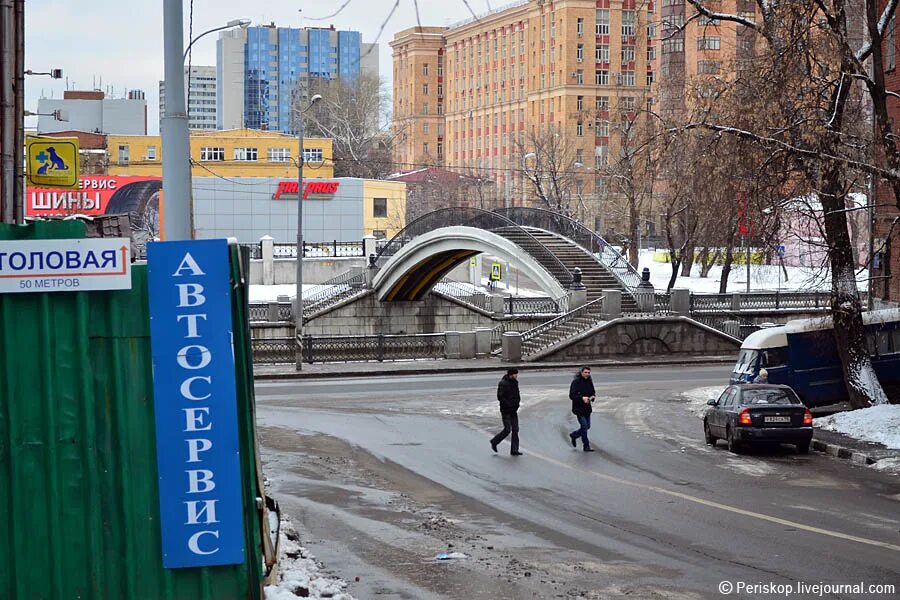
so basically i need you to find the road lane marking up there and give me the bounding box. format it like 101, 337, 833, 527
518, 444, 900, 553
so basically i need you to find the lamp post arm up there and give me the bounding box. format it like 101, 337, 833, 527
183, 25, 231, 62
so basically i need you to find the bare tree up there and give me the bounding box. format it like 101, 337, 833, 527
297, 74, 396, 179
514, 126, 584, 218
682, 0, 900, 407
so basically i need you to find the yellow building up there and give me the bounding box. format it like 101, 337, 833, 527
107, 128, 333, 179
362, 179, 407, 240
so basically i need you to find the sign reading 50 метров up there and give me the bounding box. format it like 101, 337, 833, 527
0, 238, 131, 294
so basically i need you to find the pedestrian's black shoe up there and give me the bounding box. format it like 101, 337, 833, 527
569, 433, 577, 448
511, 451, 523, 456
491, 440, 498, 453
583, 447, 595, 452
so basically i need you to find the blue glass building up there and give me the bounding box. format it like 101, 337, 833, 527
217, 25, 373, 134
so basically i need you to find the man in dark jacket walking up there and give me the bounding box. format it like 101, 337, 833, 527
491, 368, 523, 456
569, 366, 596, 451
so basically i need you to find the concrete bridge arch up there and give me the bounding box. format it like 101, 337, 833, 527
372, 226, 567, 302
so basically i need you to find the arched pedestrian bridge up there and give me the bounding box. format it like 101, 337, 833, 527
370, 207, 642, 309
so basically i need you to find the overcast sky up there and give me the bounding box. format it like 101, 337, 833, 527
26, 0, 488, 134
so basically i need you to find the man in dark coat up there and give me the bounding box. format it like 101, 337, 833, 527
491, 368, 523, 456
569, 366, 596, 451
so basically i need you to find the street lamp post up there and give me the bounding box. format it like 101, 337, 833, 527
295, 94, 322, 370
183, 18, 250, 62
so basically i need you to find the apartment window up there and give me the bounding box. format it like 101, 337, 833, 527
576, 44, 584, 62
373, 198, 388, 218
437, 83, 443, 96
622, 10, 636, 37
200, 146, 224, 161
576, 122, 584, 137
234, 147, 258, 161
146, 145, 156, 161
596, 95, 609, 111
267, 147, 291, 162
576, 149, 584, 163
423, 142, 429, 155
663, 14, 685, 32
648, 45, 656, 61
888, 16, 897, 71
700, 15, 721, 26
596, 44, 609, 62
596, 10, 610, 36
577, 17, 584, 37
423, 122, 430, 135
621, 96, 635, 112
575, 69, 584, 84
662, 38, 685, 54
698, 37, 721, 50
118, 144, 129, 165
550, 15, 556, 39
595, 145, 609, 167
596, 120, 609, 136
423, 63, 429, 76
698, 60, 721, 74
595, 69, 608, 85
646, 70, 655, 85
621, 46, 635, 64
423, 84, 429, 96
437, 142, 444, 159
620, 71, 636, 86
437, 102, 444, 115
577, 95, 584, 111
423, 103, 429, 115
303, 148, 323, 164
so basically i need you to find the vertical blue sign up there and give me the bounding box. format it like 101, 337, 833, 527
147, 239, 245, 568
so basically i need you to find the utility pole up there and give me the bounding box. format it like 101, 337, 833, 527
12, 0, 23, 223
1, 0, 17, 224
161, 0, 193, 240
294, 94, 321, 370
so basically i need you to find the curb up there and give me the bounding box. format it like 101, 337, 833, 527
810, 438, 876, 465
253, 356, 736, 381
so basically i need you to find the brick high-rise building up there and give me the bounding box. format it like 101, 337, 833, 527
654, 1, 757, 118
874, 1, 899, 305
391, 1, 656, 233
390, 26, 448, 169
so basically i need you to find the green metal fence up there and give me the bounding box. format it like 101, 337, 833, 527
0, 221, 268, 599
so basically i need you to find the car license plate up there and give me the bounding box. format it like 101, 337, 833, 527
765, 416, 791, 423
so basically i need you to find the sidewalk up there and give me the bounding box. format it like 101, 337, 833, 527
812, 423, 900, 467
253, 354, 736, 380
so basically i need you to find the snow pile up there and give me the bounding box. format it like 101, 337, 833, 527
265, 519, 354, 600
680, 386, 725, 419
814, 404, 900, 450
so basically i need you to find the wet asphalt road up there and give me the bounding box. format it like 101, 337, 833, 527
255, 366, 900, 599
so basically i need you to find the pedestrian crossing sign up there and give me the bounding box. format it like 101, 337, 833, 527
491, 263, 502, 281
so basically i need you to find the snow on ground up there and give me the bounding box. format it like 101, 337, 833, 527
871, 457, 900, 474
265, 518, 354, 600
250, 284, 325, 303
680, 386, 724, 419
250, 248, 870, 302
814, 404, 900, 450
637, 249, 869, 293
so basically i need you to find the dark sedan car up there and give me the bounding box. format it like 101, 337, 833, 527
704, 384, 813, 454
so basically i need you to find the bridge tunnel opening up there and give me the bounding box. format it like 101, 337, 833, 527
382, 249, 480, 301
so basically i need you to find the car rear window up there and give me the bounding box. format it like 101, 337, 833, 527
742, 389, 800, 405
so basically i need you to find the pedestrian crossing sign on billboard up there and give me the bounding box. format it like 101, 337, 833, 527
26, 135, 80, 189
